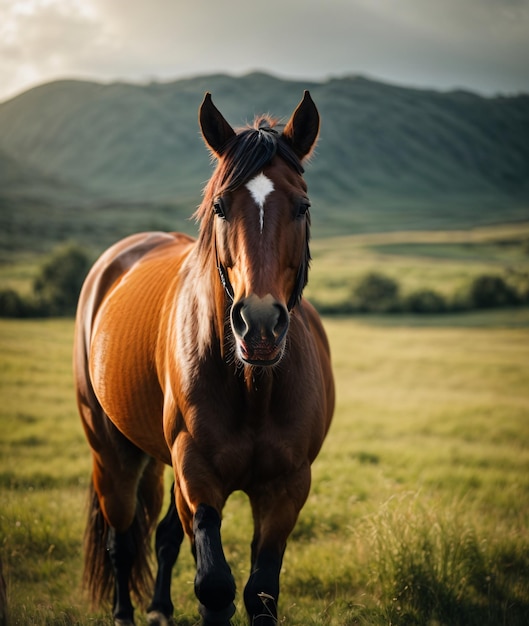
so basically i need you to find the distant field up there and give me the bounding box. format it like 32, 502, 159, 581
1, 310, 529, 625
2, 221, 529, 310
305, 221, 529, 307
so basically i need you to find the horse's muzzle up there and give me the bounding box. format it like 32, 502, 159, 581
231, 294, 289, 365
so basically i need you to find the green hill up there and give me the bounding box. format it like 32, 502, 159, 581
0, 72, 528, 253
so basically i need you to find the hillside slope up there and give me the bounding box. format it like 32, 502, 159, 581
0, 72, 528, 251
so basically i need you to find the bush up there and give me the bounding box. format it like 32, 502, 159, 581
404, 288, 447, 314
467, 274, 519, 309
352, 272, 400, 313
0, 289, 29, 318
33, 244, 92, 316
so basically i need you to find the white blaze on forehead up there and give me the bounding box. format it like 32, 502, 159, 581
245, 173, 274, 232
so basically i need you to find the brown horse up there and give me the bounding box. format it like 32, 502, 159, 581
74, 91, 334, 626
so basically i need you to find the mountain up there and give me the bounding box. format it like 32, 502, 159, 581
0, 72, 528, 253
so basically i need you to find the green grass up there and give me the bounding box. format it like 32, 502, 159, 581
1, 311, 529, 625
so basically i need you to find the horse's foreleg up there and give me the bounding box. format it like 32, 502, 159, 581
245, 463, 312, 626
243, 547, 283, 626
147, 485, 185, 625
171, 435, 236, 626
193, 503, 236, 625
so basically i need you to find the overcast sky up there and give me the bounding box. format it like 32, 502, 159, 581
1, 0, 528, 103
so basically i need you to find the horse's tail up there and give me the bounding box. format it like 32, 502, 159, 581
0, 556, 7, 626
83, 475, 159, 607
83, 480, 112, 606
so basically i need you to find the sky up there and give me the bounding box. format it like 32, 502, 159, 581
1, 0, 528, 103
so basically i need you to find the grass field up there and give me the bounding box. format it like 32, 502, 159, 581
2, 221, 529, 317
1, 223, 528, 624
305, 222, 529, 308
1, 307, 529, 625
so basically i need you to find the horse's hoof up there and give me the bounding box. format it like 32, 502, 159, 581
147, 610, 174, 626
198, 601, 235, 625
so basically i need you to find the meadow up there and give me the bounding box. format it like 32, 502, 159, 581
305, 222, 529, 310
1, 309, 529, 625
1, 223, 529, 625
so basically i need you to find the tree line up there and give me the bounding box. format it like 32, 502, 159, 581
313, 270, 529, 315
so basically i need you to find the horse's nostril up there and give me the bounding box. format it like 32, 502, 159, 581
231, 300, 248, 338
273, 304, 289, 340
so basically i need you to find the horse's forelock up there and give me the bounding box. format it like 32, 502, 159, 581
218, 119, 303, 192
255, 115, 277, 131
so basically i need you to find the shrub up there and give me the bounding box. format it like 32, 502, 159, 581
352, 272, 400, 313
467, 274, 519, 309
33, 244, 92, 316
0, 289, 29, 318
404, 288, 447, 314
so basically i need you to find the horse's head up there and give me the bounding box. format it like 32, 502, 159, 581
198, 92, 320, 366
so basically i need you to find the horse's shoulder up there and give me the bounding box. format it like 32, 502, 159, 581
297, 298, 330, 352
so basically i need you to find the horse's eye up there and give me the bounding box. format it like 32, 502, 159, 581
213, 198, 226, 220
296, 200, 311, 219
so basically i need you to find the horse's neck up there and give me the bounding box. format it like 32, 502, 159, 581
241, 365, 275, 402
176, 244, 226, 359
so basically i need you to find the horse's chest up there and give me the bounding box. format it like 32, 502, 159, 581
185, 369, 320, 489
208, 419, 305, 490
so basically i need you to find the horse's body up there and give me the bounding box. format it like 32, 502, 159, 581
74, 92, 334, 626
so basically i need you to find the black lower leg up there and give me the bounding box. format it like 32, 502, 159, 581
107, 527, 136, 623
244, 549, 283, 626
193, 504, 236, 625
147, 487, 185, 619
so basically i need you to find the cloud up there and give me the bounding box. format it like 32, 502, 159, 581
0, 0, 104, 96
0, 0, 528, 102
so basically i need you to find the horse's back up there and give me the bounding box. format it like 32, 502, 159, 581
74, 231, 194, 462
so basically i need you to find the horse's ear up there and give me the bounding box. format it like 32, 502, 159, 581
282, 90, 320, 160
199, 93, 236, 156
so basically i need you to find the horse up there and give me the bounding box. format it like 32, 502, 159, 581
73, 91, 335, 626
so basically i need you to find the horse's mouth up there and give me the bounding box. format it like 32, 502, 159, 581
237, 340, 284, 366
